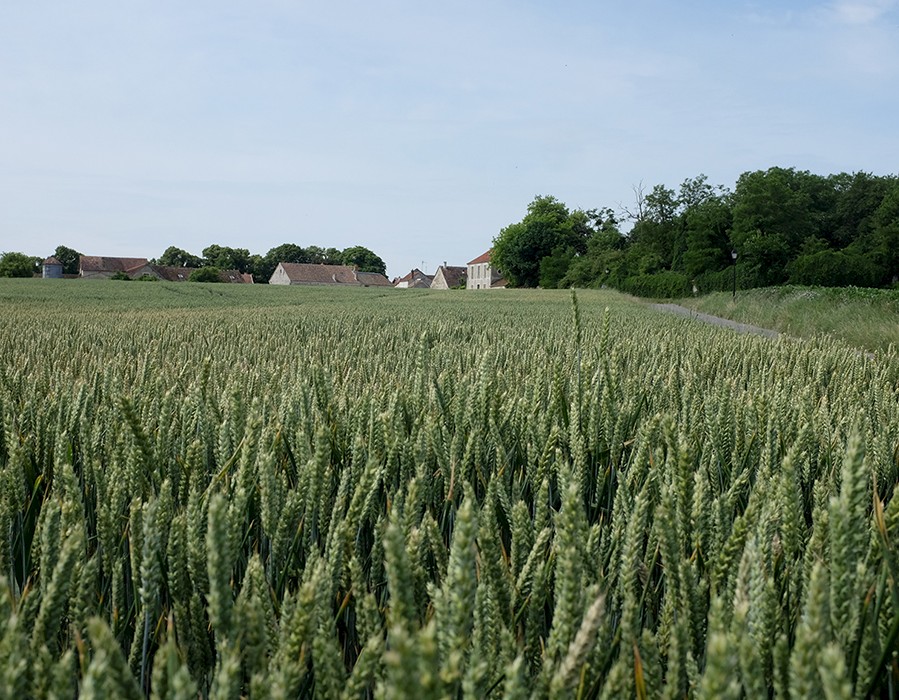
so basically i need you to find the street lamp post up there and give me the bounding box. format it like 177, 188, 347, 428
731, 250, 738, 299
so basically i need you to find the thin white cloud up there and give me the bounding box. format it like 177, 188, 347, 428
828, 0, 897, 24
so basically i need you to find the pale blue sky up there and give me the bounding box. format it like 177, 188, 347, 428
2, 1, 897, 277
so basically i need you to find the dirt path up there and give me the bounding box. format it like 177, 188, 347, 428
649, 303, 781, 340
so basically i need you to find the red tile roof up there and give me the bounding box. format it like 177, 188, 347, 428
467, 250, 491, 265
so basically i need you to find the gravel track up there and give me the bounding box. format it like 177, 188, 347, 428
649, 303, 781, 340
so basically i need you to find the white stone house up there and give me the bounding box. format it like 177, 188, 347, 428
466, 250, 505, 289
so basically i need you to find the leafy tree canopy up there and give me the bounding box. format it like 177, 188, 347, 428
492, 195, 591, 287
154, 246, 203, 268
53, 245, 83, 275
306, 246, 343, 265
266, 243, 309, 265
189, 266, 223, 283
341, 246, 386, 275
202, 245, 251, 272
0, 252, 40, 278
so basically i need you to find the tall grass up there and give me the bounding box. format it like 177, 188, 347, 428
675, 285, 899, 353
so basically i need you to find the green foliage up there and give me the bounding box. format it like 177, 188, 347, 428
154, 246, 203, 268
787, 249, 880, 287
305, 245, 343, 265
675, 284, 899, 352
538, 246, 575, 288
202, 245, 251, 273
492, 195, 591, 287
1, 281, 898, 696
341, 245, 386, 275
188, 266, 223, 283
619, 271, 692, 298
540, 169, 899, 297
53, 245, 83, 275
0, 251, 39, 278
256, 243, 310, 283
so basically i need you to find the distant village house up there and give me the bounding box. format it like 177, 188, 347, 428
466, 250, 505, 290
77, 256, 252, 282
79, 256, 156, 280
269, 262, 391, 287
430, 264, 467, 290
393, 269, 433, 289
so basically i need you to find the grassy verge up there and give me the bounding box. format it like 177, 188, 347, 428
674, 285, 899, 353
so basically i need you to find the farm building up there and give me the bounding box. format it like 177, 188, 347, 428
78, 256, 253, 282
79, 256, 156, 280
42, 257, 63, 279
466, 250, 506, 290
430, 265, 467, 290
150, 266, 253, 283
393, 269, 433, 289
269, 263, 391, 287
78, 256, 252, 282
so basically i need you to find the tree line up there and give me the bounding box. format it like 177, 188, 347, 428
153, 243, 387, 281
0, 243, 387, 282
493, 167, 899, 296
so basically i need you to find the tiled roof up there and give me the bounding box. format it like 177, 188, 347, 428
394, 268, 434, 287
80, 256, 150, 273
277, 263, 359, 284
43, 256, 62, 265
151, 265, 252, 283
150, 265, 194, 282
467, 250, 491, 265
219, 269, 253, 283
355, 271, 392, 287
275, 263, 392, 286
437, 265, 467, 287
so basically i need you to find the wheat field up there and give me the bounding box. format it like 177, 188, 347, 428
1, 280, 897, 698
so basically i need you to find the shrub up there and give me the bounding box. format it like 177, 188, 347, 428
189, 266, 223, 283
618, 271, 692, 298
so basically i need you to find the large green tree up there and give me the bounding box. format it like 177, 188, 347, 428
53, 245, 83, 275
253, 243, 310, 282
492, 195, 590, 287
730, 167, 828, 286
306, 246, 343, 265
154, 246, 203, 268
681, 190, 733, 279
202, 245, 251, 272
341, 246, 386, 275
867, 182, 899, 284
0, 252, 40, 278
560, 208, 626, 288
